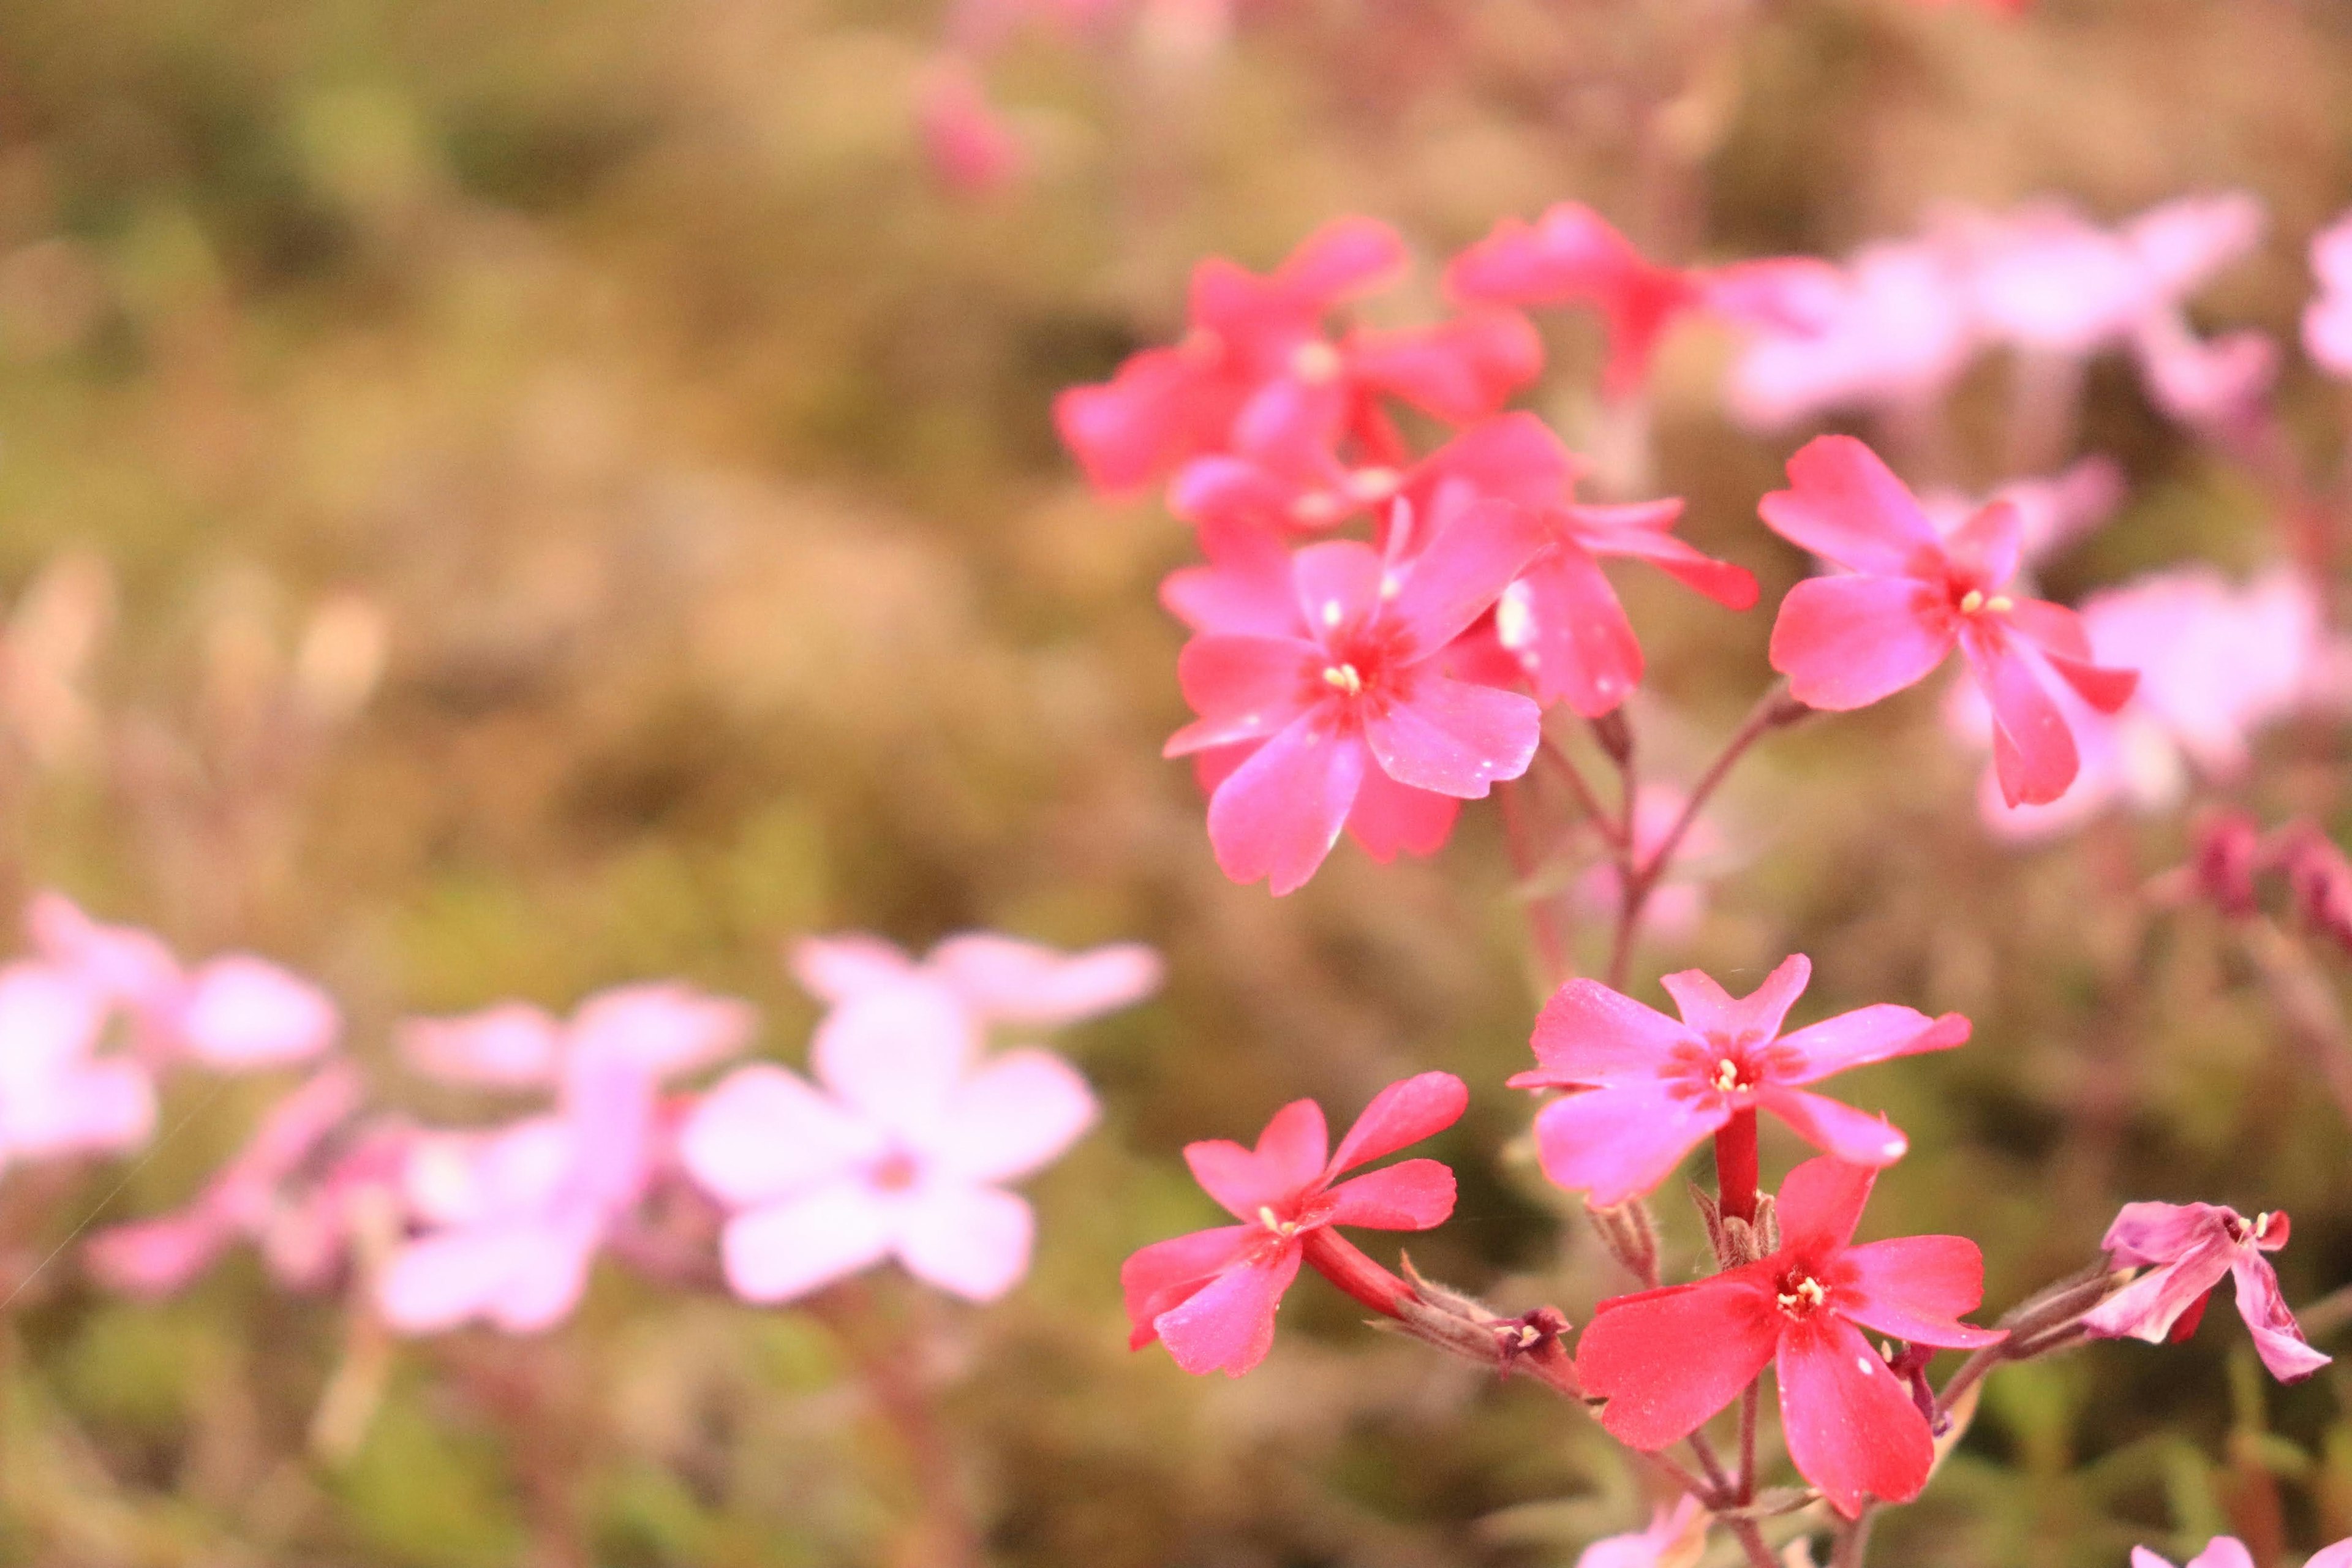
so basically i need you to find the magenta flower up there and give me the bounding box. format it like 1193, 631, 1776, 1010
1121, 1072, 1464, 1376
85, 1063, 369, 1297
681, 982, 1095, 1303
1758, 435, 2137, 807
1164, 499, 1550, 894
1444, 202, 1838, 398
1510, 954, 1968, 1207
789, 930, 1162, 1030
1576, 1158, 2004, 1517
0, 961, 155, 1169
29, 891, 339, 1070
2082, 1202, 2331, 1382
400, 981, 756, 1088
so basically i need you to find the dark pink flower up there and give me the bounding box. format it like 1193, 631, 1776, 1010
1446, 203, 1838, 398
2082, 1202, 2331, 1382
1164, 499, 1550, 892
1759, 435, 2138, 806
1121, 1072, 1464, 1376
1576, 1157, 2003, 1517
1510, 954, 1967, 1206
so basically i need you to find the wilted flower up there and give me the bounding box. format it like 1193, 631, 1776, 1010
1576, 1158, 2003, 1517
1121, 1072, 1463, 1375
2082, 1201, 2331, 1382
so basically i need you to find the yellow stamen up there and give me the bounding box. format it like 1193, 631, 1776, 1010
1776, 1276, 1828, 1314
1322, 663, 1364, 695
1959, 589, 1986, 614
1713, 1058, 1743, 1093
1986, 594, 2014, 614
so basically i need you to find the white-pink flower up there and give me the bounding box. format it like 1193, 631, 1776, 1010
28, 891, 339, 1071
682, 982, 1098, 1304
1918, 458, 2128, 578
2305, 213, 2352, 377
790, 930, 1163, 1029
399, 981, 755, 1089
1724, 239, 1978, 428
1575, 1496, 1708, 1568
0, 961, 155, 1169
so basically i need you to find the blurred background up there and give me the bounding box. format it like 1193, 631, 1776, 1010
0, 0, 2350, 1563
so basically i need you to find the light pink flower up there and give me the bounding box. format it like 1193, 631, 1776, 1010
379, 1037, 666, 1335
1953, 567, 2327, 839
2305, 213, 2352, 377
0, 961, 155, 1169
401, 981, 755, 1088
681, 984, 1096, 1303
1759, 435, 2138, 807
28, 892, 339, 1070
1165, 499, 1550, 893
1573, 785, 1722, 941
1574, 1496, 1708, 1568
1917, 458, 2127, 577
2309, 1539, 2352, 1568
85, 1063, 370, 1297
790, 930, 1161, 1030
1724, 239, 1979, 429
2133, 1541, 2256, 1568
2083, 1201, 2330, 1382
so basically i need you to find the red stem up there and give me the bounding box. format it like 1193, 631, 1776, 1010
1300, 1229, 1412, 1317
1715, 1107, 1759, 1226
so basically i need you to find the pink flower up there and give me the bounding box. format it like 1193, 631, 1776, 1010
1917, 458, 2127, 578
1951, 567, 2328, 839
789, 930, 1161, 1030
85, 1063, 369, 1297
1759, 435, 2138, 807
1574, 1496, 1708, 1568
1510, 954, 1968, 1205
2082, 1201, 2331, 1382
1572, 785, 1722, 942
681, 983, 1095, 1303
2305, 213, 2352, 377
1398, 415, 1757, 715
916, 59, 1024, 196
1576, 1157, 2004, 1517
401, 981, 756, 1088
2132, 1542, 2257, 1568
28, 891, 339, 1070
0, 961, 155, 1169
379, 1037, 669, 1335
1164, 499, 1550, 893
1444, 203, 1839, 398
2313, 1541, 2352, 1568
1121, 1072, 1464, 1376
1724, 239, 1979, 428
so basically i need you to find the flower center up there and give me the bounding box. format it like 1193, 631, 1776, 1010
1321, 663, 1366, 696
871, 1152, 921, 1192
1256, 1204, 1302, 1239
1776, 1275, 1828, 1318
1956, 589, 2015, 617
1711, 1057, 1753, 1094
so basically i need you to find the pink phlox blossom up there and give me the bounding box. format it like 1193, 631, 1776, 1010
28, 891, 339, 1071
1056, 218, 1538, 496
1574, 1496, 1709, 1568
2310, 1540, 2352, 1568
1916, 457, 2127, 578
2082, 1201, 2330, 1382
1724, 239, 1980, 429
1572, 784, 1723, 942
1510, 953, 1968, 1205
790, 930, 1161, 1030
1121, 1071, 1464, 1376
85, 1062, 370, 1297
1164, 497, 1551, 892
916, 58, 1025, 196
0, 959, 156, 1169
401, 981, 756, 1089
682, 981, 1096, 1304
1577, 1157, 2003, 1517
2304, 212, 2352, 377
1444, 202, 1841, 399
1759, 435, 2138, 806
379, 1032, 667, 1334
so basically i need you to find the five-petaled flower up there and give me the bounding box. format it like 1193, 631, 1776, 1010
2082, 1201, 2332, 1382
1759, 435, 2138, 806
1575, 1157, 2005, 1517
1121, 1072, 1465, 1376
1164, 499, 1550, 893
1511, 954, 1969, 1207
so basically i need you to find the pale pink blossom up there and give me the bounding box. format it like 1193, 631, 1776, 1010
1917, 458, 2127, 576
400, 982, 756, 1089
1574, 1496, 1708, 1568
0, 961, 154, 1169
1724, 239, 1978, 429
2305, 213, 2352, 377
28, 892, 339, 1070
1953, 567, 2329, 839
790, 930, 1162, 1030
2083, 1201, 2329, 1382
2132, 1542, 2255, 1568
681, 984, 1096, 1303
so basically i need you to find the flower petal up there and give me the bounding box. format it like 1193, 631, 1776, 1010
1758, 435, 1944, 576
809, 984, 978, 1142
1153, 1242, 1303, 1376
1660, 954, 1811, 1041
1756, 1087, 1911, 1167
401, 1003, 564, 1087
1774, 1005, 1970, 1084
1362, 674, 1541, 799
788, 934, 916, 1005
1184, 1098, 1329, 1219
1774, 1157, 1878, 1257
1776, 1314, 1933, 1517
680, 1064, 879, 1206
720, 1182, 898, 1303
1322, 1158, 1456, 1231
1496, 547, 1643, 716
1166, 635, 1319, 756
1327, 1071, 1468, 1175
1344, 767, 1460, 861
1291, 540, 1386, 641
1121, 1224, 1257, 1347
1384, 498, 1552, 657
1769, 576, 1953, 711
2226, 1250, 2332, 1381
175, 957, 341, 1068
566, 982, 755, 1081
1204, 714, 1368, 895
1960, 628, 2080, 807
2082, 1239, 2236, 1344
925, 936, 1162, 1027
929, 1048, 1096, 1184
1577, 1271, 1782, 1449
1530, 1085, 1725, 1207
1838, 1235, 2007, 1348
894, 1183, 1034, 1302
1517, 979, 1694, 1088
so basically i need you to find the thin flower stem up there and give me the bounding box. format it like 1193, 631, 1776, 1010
1736, 1379, 1760, 1504
2299, 1279, 2352, 1338
2239, 916, 2352, 1129
1540, 733, 1621, 845
1934, 1342, 2007, 1422
1728, 1517, 1779, 1568
812, 1284, 982, 1568
1605, 680, 1802, 989
1831, 1507, 1876, 1568
1688, 1428, 1736, 1499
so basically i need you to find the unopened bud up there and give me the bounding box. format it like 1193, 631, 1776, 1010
1585, 1196, 1660, 1287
